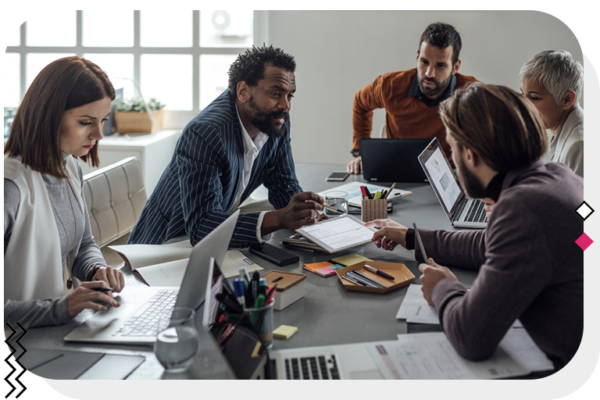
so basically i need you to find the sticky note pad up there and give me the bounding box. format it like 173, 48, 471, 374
315, 267, 336, 277
331, 254, 372, 266
304, 261, 333, 272
273, 325, 299, 339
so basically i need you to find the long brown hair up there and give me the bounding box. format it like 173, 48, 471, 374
439, 82, 548, 173
5, 56, 115, 179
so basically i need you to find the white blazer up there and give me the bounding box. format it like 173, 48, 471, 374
4, 155, 83, 302
544, 105, 584, 177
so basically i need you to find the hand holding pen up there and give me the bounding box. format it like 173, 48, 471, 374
365, 219, 409, 250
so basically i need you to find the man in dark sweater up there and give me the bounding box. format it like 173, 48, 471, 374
367, 82, 583, 370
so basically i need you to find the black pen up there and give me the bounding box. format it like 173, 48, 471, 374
93, 287, 114, 292
364, 264, 395, 281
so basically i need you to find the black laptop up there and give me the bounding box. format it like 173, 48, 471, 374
360, 138, 430, 183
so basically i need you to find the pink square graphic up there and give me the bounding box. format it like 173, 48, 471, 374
575, 233, 593, 251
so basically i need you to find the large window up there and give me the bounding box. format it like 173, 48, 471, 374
4, 10, 268, 129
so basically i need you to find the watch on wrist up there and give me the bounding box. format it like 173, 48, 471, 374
350, 149, 361, 158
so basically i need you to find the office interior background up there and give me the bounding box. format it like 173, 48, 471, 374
3, 10, 582, 167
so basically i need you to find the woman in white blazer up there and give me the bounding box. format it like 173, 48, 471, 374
4, 56, 125, 328
519, 50, 583, 177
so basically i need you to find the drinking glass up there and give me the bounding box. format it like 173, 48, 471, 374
324, 190, 348, 217
154, 307, 199, 372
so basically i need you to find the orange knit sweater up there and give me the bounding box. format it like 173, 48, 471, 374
352, 68, 477, 157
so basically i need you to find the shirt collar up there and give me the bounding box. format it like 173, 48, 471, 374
483, 171, 508, 202
409, 73, 457, 107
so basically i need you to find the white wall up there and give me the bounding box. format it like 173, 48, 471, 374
268, 11, 583, 164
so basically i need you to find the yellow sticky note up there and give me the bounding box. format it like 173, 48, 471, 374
331, 254, 372, 266
273, 325, 299, 339
251, 341, 263, 358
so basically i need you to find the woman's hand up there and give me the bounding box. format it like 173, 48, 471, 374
365, 219, 409, 250
92, 266, 125, 293
67, 281, 120, 318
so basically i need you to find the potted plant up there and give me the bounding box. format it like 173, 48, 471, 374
114, 97, 166, 135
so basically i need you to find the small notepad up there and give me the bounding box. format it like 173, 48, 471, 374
331, 253, 372, 266
273, 325, 299, 339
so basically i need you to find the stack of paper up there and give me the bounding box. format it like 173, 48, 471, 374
366, 328, 552, 379
109, 242, 263, 287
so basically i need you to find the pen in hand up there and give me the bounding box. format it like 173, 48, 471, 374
92, 287, 114, 293
413, 223, 429, 262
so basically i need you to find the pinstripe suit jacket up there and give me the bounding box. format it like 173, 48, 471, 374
128, 90, 302, 247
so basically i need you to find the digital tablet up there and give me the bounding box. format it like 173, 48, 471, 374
296, 215, 376, 254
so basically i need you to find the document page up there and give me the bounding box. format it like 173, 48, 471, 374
134, 259, 189, 287
368, 332, 529, 379
396, 284, 439, 324
221, 249, 263, 278
298, 217, 374, 251
109, 240, 193, 270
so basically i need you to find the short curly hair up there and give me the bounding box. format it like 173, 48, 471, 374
228, 45, 296, 99
419, 22, 462, 65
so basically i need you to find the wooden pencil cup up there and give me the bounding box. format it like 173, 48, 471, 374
361, 199, 388, 222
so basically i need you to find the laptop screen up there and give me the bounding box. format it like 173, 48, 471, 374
418, 138, 465, 216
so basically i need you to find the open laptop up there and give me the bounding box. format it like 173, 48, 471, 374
418, 138, 487, 229
203, 258, 384, 380
360, 138, 430, 183
64, 210, 240, 345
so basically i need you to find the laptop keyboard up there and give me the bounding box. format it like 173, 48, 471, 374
284, 355, 340, 380
455, 200, 488, 223
112, 289, 178, 338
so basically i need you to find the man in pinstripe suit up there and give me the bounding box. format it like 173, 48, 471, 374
129, 45, 323, 248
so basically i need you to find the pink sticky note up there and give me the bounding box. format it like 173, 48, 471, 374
315, 267, 336, 277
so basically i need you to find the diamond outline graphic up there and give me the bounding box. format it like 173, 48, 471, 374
575, 233, 593, 251
575, 201, 595, 221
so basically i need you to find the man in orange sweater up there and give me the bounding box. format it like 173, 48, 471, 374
348, 22, 477, 174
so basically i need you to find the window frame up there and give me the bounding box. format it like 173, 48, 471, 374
5, 10, 269, 129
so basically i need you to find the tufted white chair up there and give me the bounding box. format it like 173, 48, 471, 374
82, 157, 147, 248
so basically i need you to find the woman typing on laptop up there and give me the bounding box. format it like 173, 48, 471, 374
4, 57, 124, 329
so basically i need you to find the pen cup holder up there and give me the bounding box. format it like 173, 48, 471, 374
243, 302, 274, 350
361, 199, 388, 222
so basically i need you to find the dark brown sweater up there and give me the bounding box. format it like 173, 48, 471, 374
415, 160, 584, 369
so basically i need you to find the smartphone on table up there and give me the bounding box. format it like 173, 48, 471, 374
326, 172, 349, 182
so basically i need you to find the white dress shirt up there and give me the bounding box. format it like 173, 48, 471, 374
227, 105, 271, 242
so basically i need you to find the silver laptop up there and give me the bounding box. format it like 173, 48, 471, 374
64, 210, 240, 345
418, 138, 487, 229
202, 258, 383, 380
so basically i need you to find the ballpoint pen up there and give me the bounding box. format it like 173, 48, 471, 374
350, 270, 386, 288
383, 182, 397, 199
346, 271, 379, 288
413, 223, 429, 261
364, 264, 395, 281
342, 275, 366, 286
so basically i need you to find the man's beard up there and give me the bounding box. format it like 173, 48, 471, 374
419, 73, 452, 98
248, 96, 289, 138
456, 155, 486, 199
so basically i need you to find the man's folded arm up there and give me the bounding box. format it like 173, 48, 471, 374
352, 76, 386, 150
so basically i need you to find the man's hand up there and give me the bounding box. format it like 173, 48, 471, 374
261, 192, 324, 235
92, 266, 125, 293
365, 219, 409, 250
347, 156, 363, 174
419, 258, 458, 306
482, 197, 496, 220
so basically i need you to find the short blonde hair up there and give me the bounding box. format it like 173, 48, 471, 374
439, 82, 547, 173
520, 50, 583, 105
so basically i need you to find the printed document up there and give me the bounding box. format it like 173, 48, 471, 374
298, 216, 374, 251
368, 332, 530, 379
396, 284, 439, 324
